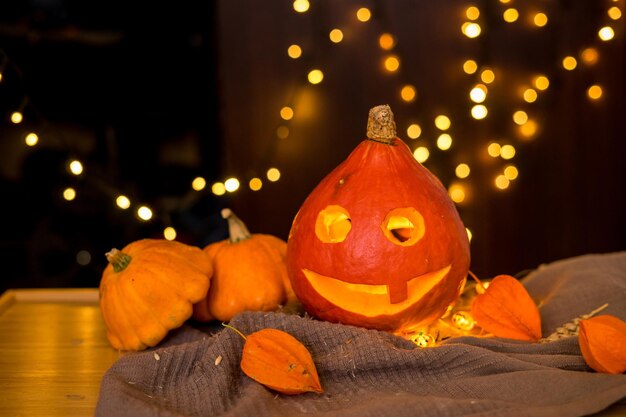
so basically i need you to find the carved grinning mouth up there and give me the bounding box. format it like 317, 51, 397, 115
302, 265, 451, 317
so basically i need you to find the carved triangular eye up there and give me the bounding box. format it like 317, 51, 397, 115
382, 208, 425, 246
315, 205, 352, 243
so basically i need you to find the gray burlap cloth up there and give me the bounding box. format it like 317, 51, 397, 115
96, 252, 626, 417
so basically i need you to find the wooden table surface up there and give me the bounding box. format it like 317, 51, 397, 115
0, 288, 624, 417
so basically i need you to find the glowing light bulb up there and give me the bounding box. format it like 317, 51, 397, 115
212, 182, 226, 196
513, 110, 529, 125
598, 26, 615, 41
356, 7, 371, 22
116, 195, 131, 209
407, 124, 422, 139
533, 12, 548, 27
481, 69, 495, 84
287, 44, 302, 59
413, 147, 429, 163
503, 8, 519, 23
562, 56, 577, 70
448, 183, 466, 203
249, 177, 263, 191
379, 33, 395, 50
293, 0, 309, 13
224, 177, 240, 192
580, 47, 599, 65
466, 228, 473, 242
487, 142, 501, 157
384, 55, 400, 72
163, 227, 177, 241
137, 206, 153, 221
192, 176, 206, 191
434, 115, 451, 130
455, 163, 471, 179
280, 106, 294, 120
400, 85, 416, 102
276, 126, 289, 139
466, 6, 480, 20
495, 175, 510, 190
587, 85, 603, 100
534, 75, 550, 90
500, 144, 516, 160
437, 134, 453, 151
462, 22, 481, 38
519, 120, 538, 139
329, 28, 344, 43
11, 112, 23, 124
608, 7, 622, 20
69, 160, 83, 175
523, 88, 538, 103
25, 133, 39, 146
471, 104, 488, 119
267, 167, 281, 182
452, 311, 475, 331
63, 187, 76, 201
308, 69, 324, 84
463, 59, 478, 74
469, 84, 487, 103
504, 165, 519, 180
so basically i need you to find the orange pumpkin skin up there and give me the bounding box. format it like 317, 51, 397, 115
286, 106, 470, 335
99, 239, 212, 351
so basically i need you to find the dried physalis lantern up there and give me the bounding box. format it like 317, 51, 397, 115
286, 105, 470, 336
578, 315, 626, 374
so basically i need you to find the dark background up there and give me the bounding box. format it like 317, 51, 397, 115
0, 0, 624, 293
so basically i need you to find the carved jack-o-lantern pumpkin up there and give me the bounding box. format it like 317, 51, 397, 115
286, 105, 470, 335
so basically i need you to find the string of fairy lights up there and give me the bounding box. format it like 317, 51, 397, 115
2, 0, 623, 245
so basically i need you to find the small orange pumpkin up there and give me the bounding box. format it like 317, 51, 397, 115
193, 209, 297, 322
286, 105, 470, 335
99, 239, 212, 351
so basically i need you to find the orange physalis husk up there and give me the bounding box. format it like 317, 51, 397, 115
240, 328, 323, 395
471, 275, 542, 341
578, 315, 626, 374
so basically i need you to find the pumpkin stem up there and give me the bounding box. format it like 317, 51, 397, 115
105, 248, 132, 273
221, 208, 252, 243
222, 322, 248, 340
366, 104, 396, 144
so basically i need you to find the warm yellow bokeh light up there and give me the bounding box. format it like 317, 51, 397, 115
400, 85, 416, 102
212, 182, 226, 196
116, 195, 131, 209
25, 133, 39, 146
276, 126, 290, 139
249, 177, 263, 191
481, 69, 495, 84
466, 228, 473, 242
69, 160, 83, 175
356, 7, 371, 22
192, 176, 206, 191
598, 26, 615, 41
379, 33, 396, 50
462, 22, 481, 38
224, 177, 240, 192
413, 146, 430, 163
308, 69, 324, 84
293, 0, 309, 13
608, 7, 622, 20
163, 227, 177, 241
513, 110, 529, 125
466, 6, 480, 20
519, 119, 538, 139
280, 106, 294, 120
587, 85, 603, 100
384, 55, 400, 72
11, 111, 23, 124
534, 12, 548, 27
504, 165, 519, 180
448, 183, 466, 203
534, 75, 550, 90
487, 142, 501, 157
471, 104, 488, 119
580, 47, 599, 65
329, 29, 344, 43
562, 56, 577, 70
523, 88, 538, 103
463, 59, 478, 74
437, 134, 453, 151
495, 175, 510, 190
63, 187, 76, 201
287, 44, 302, 59
137, 206, 153, 221
469, 85, 487, 103
503, 8, 519, 23
407, 124, 422, 139
455, 163, 471, 179
500, 144, 516, 160
434, 115, 451, 130
267, 167, 281, 182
